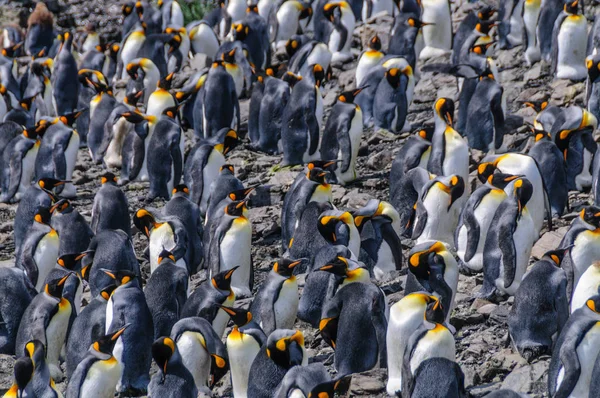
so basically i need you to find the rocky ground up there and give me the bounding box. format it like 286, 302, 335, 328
0, 0, 598, 396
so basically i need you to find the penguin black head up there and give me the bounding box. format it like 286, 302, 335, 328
338, 87, 365, 104
161, 105, 179, 119
94, 325, 129, 356
219, 129, 239, 155
533, 130, 551, 142
220, 164, 235, 174
306, 167, 328, 184
24, 340, 46, 365
477, 162, 496, 184
282, 71, 303, 88
307, 379, 342, 398
222, 47, 238, 63
44, 274, 71, 298
564, 0, 579, 14
100, 172, 118, 185
307, 160, 337, 172
79, 69, 110, 93
19, 95, 37, 112
385, 68, 403, 89
579, 206, 600, 228
437, 175, 465, 209
475, 21, 496, 36
157, 248, 176, 265
158, 72, 174, 90
513, 178, 534, 212
227, 187, 255, 202
134, 208, 160, 236
312, 64, 325, 88
100, 284, 117, 301
135, 1, 145, 18
152, 337, 176, 378
212, 267, 239, 292
13, 356, 33, 395
100, 269, 137, 286
209, 354, 229, 387
50, 199, 72, 214
285, 38, 301, 57
543, 249, 568, 267
109, 43, 120, 60
34, 207, 52, 225
406, 17, 433, 29
220, 306, 253, 327
470, 40, 494, 57
477, 6, 496, 21
587, 56, 600, 82
369, 35, 381, 51
487, 173, 520, 189
273, 258, 303, 277
318, 212, 353, 243
232, 23, 250, 41
58, 252, 89, 280
300, 5, 313, 22
408, 241, 447, 277
1, 42, 22, 58
56, 109, 85, 127
224, 200, 247, 217
586, 295, 600, 314
212, 59, 226, 70
122, 2, 134, 16
247, 3, 259, 13
172, 184, 190, 196
434, 98, 455, 127
318, 256, 350, 276
266, 330, 305, 368
121, 110, 149, 125
38, 177, 66, 191
168, 33, 182, 54
323, 3, 339, 22
423, 294, 445, 324
126, 62, 141, 80
416, 126, 435, 142
523, 100, 549, 114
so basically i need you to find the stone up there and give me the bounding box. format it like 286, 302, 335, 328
531, 226, 569, 259
367, 149, 392, 170
349, 368, 387, 395
343, 189, 372, 208
478, 304, 499, 316
471, 298, 494, 311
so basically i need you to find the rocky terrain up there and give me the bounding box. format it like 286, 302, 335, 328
0, 0, 598, 396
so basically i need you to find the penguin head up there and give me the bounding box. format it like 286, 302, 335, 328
585, 295, 600, 314
100, 284, 117, 301
100, 269, 137, 286
211, 267, 239, 292
435, 175, 465, 210
533, 130, 551, 142
477, 6, 496, 21
222, 48, 238, 64
323, 3, 340, 22
423, 294, 445, 324
385, 68, 402, 89
232, 23, 250, 41
306, 167, 328, 184
224, 200, 247, 218
512, 178, 533, 213
50, 199, 72, 215
38, 177, 66, 192
579, 206, 600, 228
369, 35, 382, 51
477, 162, 496, 184
19, 95, 37, 113
543, 249, 568, 267
161, 105, 179, 119
57, 252, 89, 280
273, 258, 303, 277
34, 207, 52, 225
564, 0, 579, 14
220, 164, 235, 175
486, 173, 520, 189
307, 160, 337, 173
226, 187, 255, 206
282, 71, 303, 88
12, 356, 33, 396
311, 64, 325, 88
44, 274, 71, 299
93, 324, 130, 356
172, 184, 190, 197
587, 56, 600, 83
318, 211, 354, 243
215, 129, 239, 155
56, 109, 85, 127
167, 32, 183, 54
285, 38, 301, 57
134, 208, 160, 236
79, 69, 110, 93
24, 340, 46, 368
157, 248, 176, 265
475, 20, 496, 36
247, 3, 259, 14
209, 354, 229, 387
158, 72, 175, 90
470, 38, 495, 56
152, 337, 178, 379
126, 62, 142, 80
100, 172, 118, 185
122, 2, 134, 16
353, 200, 397, 230
266, 330, 305, 368
523, 100, 549, 114
109, 42, 120, 60
416, 126, 435, 142
408, 241, 448, 278
220, 305, 253, 327
338, 87, 365, 104
318, 256, 351, 276
406, 17, 433, 30
434, 98, 455, 127
121, 110, 151, 125
1, 42, 22, 58
308, 379, 342, 398
135, 0, 145, 18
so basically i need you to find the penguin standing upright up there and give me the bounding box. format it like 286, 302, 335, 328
508, 250, 569, 362
91, 173, 131, 236
281, 166, 332, 250
221, 306, 267, 397
320, 282, 388, 375
102, 269, 153, 395
25, 3, 54, 56
427, 98, 469, 186
200, 61, 240, 139
320, 88, 364, 184
52, 32, 79, 115
523, 0, 542, 65
170, 317, 229, 391
16, 208, 59, 292
50, 199, 93, 256
207, 200, 253, 298
455, 173, 515, 273
66, 326, 129, 398
250, 259, 301, 335
15, 274, 72, 381
356, 35, 384, 86
587, 53, 600, 121
419, 0, 452, 59
479, 177, 536, 301
117, 24, 147, 81
188, 21, 220, 63
323, 2, 355, 63
148, 337, 198, 398
551, 0, 588, 81
548, 295, 600, 397
87, 83, 118, 164
537, 0, 563, 62
373, 64, 414, 133
247, 330, 308, 398
281, 64, 325, 166
386, 293, 444, 396
11, 340, 62, 397
0, 267, 37, 354
273, 1, 313, 48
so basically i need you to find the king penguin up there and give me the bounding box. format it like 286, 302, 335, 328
0, 267, 37, 354
356, 35, 384, 86
148, 337, 198, 398
419, 0, 452, 59
52, 32, 79, 115
551, 0, 587, 81
91, 173, 131, 236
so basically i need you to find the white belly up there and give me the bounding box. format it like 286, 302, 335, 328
200, 150, 226, 212
105, 298, 114, 332
409, 326, 455, 375
191, 26, 219, 60
228, 0, 247, 23
556, 17, 588, 80
176, 332, 211, 389
335, 111, 363, 185
416, 189, 456, 246
113, 337, 125, 390
571, 232, 600, 287
17, 145, 39, 201
212, 294, 235, 337
507, 8, 524, 46
276, 5, 300, 45
575, 149, 593, 191
442, 132, 469, 186
274, 278, 299, 329
227, 332, 262, 398
61, 132, 80, 198
149, 223, 177, 273
46, 300, 72, 380
557, 323, 600, 397
419, 0, 452, 59
105, 118, 131, 168
79, 359, 122, 398
303, 45, 332, 77
523, 2, 541, 65
120, 38, 145, 80
572, 265, 600, 313
219, 218, 252, 297
33, 232, 60, 291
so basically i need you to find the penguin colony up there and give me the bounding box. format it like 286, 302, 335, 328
4, 0, 600, 396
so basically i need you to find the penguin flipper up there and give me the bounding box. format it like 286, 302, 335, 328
550, 16, 563, 75
411, 201, 428, 240
19, 239, 40, 288
6, 151, 24, 201
555, 339, 583, 397
462, 199, 482, 263
498, 223, 517, 289
320, 300, 342, 349
52, 142, 67, 182
339, 115, 353, 174
380, 222, 403, 270
307, 110, 320, 157
171, 143, 183, 188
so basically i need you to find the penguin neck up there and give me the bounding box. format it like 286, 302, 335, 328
342, 268, 370, 285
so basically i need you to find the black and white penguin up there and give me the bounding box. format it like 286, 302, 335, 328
52, 32, 80, 115
274, 363, 333, 397
551, 0, 588, 81
91, 173, 131, 236
478, 177, 536, 301
537, 0, 563, 62
0, 267, 37, 354
188, 21, 220, 63
200, 61, 240, 139
508, 249, 569, 362
419, 0, 452, 59
148, 337, 198, 398
50, 199, 94, 256
373, 65, 413, 133
572, 261, 600, 313
116, 23, 147, 81
323, 1, 355, 63
273, 0, 313, 48
287, 39, 332, 78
